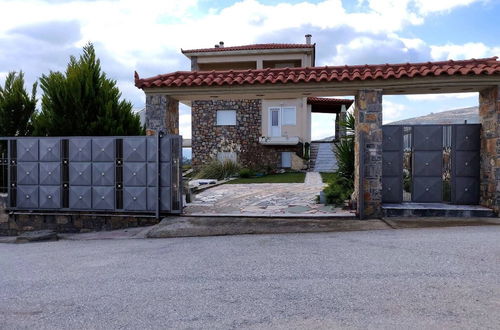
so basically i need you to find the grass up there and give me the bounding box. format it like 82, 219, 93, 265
227, 172, 306, 184
320, 172, 338, 183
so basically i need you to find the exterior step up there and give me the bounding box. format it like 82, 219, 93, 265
382, 203, 496, 218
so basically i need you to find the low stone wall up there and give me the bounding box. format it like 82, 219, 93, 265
0, 210, 159, 236
0, 194, 8, 233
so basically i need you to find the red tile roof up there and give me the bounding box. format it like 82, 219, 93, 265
135, 57, 500, 89
307, 97, 353, 106
182, 43, 314, 54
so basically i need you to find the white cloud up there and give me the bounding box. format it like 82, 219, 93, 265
413, 0, 482, 14
406, 92, 477, 101
430, 42, 500, 60
382, 99, 406, 123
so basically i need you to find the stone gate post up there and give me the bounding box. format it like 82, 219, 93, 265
479, 86, 500, 214
145, 93, 179, 136
354, 89, 383, 218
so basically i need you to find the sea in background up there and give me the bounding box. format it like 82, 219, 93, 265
182, 147, 192, 160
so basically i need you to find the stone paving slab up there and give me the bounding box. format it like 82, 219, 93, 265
185, 181, 353, 216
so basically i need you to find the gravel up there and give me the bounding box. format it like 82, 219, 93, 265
1, 226, 499, 329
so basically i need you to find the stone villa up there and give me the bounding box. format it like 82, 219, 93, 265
138, 35, 353, 170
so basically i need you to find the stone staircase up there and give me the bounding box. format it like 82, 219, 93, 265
308, 142, 337, 173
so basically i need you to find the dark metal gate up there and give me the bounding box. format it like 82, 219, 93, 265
0, 135, 182, 216
382, 124, 480, 204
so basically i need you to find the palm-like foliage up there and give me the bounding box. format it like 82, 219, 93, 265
333, 112, 355, 182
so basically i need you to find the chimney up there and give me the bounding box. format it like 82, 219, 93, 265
214, 44, 219, 48
219, 41, 224, 48
305, 34, 312, 45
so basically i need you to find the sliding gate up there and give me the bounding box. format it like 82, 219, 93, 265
382, 124, 480, 204
0, 135, 182, 215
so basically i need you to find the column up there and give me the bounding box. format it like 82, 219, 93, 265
479, 86, 500, 214
145, 93, 179, 136
354, 89, 383, 219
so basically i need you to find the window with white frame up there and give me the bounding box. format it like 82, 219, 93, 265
217, 151, 237, 162
282, 107, 296, 125
216, 110, 237, 125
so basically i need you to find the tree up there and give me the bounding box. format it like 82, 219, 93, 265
32, 43, 143, 136
0, 71, 37, 136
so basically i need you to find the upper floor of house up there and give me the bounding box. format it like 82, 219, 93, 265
182, 34, 315, 71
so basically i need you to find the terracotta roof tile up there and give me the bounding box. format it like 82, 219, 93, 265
181, 43, 314, 54
135, 57, 500, 89
307, 97, 353, 107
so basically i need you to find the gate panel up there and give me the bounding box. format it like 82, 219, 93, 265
69, 162, 92, 186
92, 162, 115, 186
413, 126, 442, 150
17, 139, 39, 162
123, 163, 147, 186
17, 186, 39, 209
413, 151, 442, 177
69, 186, 92, 209
69, 139, 92, 162
452, 124, 480, 204
92, 186, 115, 210
4, 135, 182, 214
39, 139, 60, 162
39, 186, 61, 209
413, 177, 442, 202
17, 162, 38, 185
123, 138, 146, 162
123, 187, 147, 211
92, 138, 115, 162
382, 126, 403, 203
412, 126, 443, 203
454, 151, 479, 177
454, 177, 479, 205
39, 162, 61, 185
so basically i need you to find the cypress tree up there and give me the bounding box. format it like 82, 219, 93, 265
33, 43, 143, 136
0, 71, 37, 136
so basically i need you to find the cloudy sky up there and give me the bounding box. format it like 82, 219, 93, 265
1, 0, 499, 139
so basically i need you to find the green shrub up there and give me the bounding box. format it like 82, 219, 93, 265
322, 173, 353, 206
239, 168, 254, 178
333, 112, 355, 181
195, 159, 240, 181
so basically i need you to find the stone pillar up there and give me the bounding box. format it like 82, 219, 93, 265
479, 86, 500, 214
336, 104, 348, 140
145, 93, 179, 136
354, 89, 383, 219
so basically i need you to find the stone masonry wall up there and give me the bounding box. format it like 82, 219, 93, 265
145, 93, 179, 135
354, 89, 383, 219
191, 99, 301, 170
479, 86, 500, 214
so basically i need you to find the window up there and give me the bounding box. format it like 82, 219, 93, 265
217, 152, 237, 162
281, 152, 292, 168
216, 110, 236, 125
282, 107, 296, 125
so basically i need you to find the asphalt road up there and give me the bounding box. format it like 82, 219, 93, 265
1, 226, 499, 330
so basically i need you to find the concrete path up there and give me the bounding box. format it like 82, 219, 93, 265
1, 226, 499, 329
304, 171, 322, 185
313, 143, 337, 172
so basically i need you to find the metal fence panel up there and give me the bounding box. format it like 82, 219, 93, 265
1, 135, 182, 216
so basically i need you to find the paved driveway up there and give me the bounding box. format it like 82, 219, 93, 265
1, 226, 499, 329
185, 172, 354, 216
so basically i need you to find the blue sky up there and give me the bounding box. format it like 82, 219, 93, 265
0, 0, 499, 139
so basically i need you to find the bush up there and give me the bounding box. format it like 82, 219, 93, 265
239, 168, 254, 178
195, 159, 240, 181
322, 173, 353, 206
333, 111, 355, 181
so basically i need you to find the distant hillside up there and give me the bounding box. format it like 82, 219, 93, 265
388, 106, 479, 125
